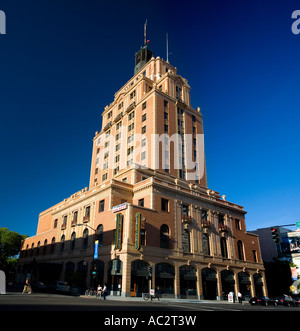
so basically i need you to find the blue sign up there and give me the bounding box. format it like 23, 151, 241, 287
94, 240, 99, 259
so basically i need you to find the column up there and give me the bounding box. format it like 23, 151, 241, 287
174, 264, 181, 299
120, 255, 131, 297
216, 270, 223, 300
197, 267, 203, 300
249, 273, 255, 298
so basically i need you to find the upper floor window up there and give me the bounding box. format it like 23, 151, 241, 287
160, 224, 170, 249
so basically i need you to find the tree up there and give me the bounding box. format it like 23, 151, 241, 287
0, 227, 27, 274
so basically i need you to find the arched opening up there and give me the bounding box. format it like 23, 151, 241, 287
155, 263, 175, 297
180, 265, 197, 298
108, 259, 123, 295
201, 268, 217, 300
238, 271, 251, 298
131, 260, 150, 297
221, 270, 235, 300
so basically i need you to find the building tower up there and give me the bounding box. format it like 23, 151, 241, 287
17, 40, 267, 300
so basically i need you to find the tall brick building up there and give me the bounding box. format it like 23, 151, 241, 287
17, 42, 267, 299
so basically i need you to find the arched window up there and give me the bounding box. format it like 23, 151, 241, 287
71, 232, 76, 251
83, 228, 89, 249
96, 224, 103, 247
50, 237, 55, 254
61, 235, 65, 252
202, 234, 210, 255
36, 241, 40, 256
237, 240, 244, 260
220, 237, 228, 258
43, 239, 48, 255
160, 224, 169, 249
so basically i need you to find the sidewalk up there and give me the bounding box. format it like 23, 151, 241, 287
81, 294, 248, 305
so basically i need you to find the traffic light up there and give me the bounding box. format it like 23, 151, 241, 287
148, 266, 153, 276
271, 228, 279, 243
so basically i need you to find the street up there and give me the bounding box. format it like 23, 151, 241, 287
0, 293, 299, 312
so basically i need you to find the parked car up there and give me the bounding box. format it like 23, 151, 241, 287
249, 296, 272, 306
292, 297, 300, 307
249, 296, 280, 306
31, 281, 47, 292
277, 295, 296, 307
48, 281, 70, 294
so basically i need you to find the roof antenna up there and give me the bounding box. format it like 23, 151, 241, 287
166, 33, 169, 62
166, 33, 172, 62
144, 19, 147, 46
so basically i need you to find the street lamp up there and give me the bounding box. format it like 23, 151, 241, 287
76, 223, 96, 232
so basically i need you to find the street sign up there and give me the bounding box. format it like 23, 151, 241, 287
296, 221, 300, 228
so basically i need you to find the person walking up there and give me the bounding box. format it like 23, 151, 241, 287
102, 284, 107, 300
237, 291, 243, 304
22, 278, 32, 294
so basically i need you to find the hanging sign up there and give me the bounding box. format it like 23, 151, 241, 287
94, 240, 99, 259
115, 213, 123, 250
135, 213, 141, 251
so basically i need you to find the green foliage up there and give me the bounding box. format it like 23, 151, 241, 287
0, 227, 27, 273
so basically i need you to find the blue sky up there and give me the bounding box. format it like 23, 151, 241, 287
0, 0, 299, 237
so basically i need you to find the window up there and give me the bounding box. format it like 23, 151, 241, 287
141, 151, 146, 160
235, 219, 241, 230
102, 173, 108, 181
202, 234, 210, 255
96, 224, 104, 247
142, 113, 146, 122
142, 138, 146, 147
220, 237, 228, 258
73, 211, 78, 222
161, 198, 169, 212
237, 240, 244, 261
83, 228, 89, 249
138, 198, 144, 207
164, 111, 168, 120
60, 235, 65, 252
71, 232, 76, 251
252, 250, 257, 262
50, 237, 55, 254
182, 204, 189, 216
130, 90, 136, 99
54, 219, 58, 228
160, 224, 170, 249
85, 206, 90, 218
43, 239, 47, 255
142, 125, 146, 134
182, 229, 191, 253
164, 124, 168, 133
201, 210, 207, 220
142, 101, 147, 110
99, 199, 105, 212
164, 100, 168, 109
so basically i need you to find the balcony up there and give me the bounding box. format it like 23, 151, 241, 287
181, 215, 193, 224
126, 101, 136, 113
83, 215, 90, 223
218, 224, 228, 232
201, 220, 210, 228
61, 223, 67, 230
71, 219, 77, 227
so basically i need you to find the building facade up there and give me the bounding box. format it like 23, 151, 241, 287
17, 44, 267, 299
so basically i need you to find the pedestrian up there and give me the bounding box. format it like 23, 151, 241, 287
237, 291, 242, 304
102, 284, 107, 300
22, 278, 32, 294
97, 284, 102, 298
